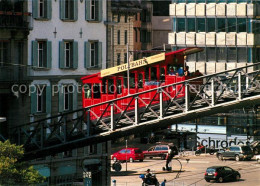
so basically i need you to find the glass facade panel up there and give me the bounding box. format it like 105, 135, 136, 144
227, 47, 236, 62
188, 18, 195, 32
197, 18, 205, 32
237, 18, 247, 32
227, 18, 236, 32
237, 48, 247, 62
198, 48, 206, 62
186, 53, 196, 62
217, 48, 226, 61
217, 18, 226, 32
207, 47, 216, 62
177, 18, 185, 32
207, 18, 215, 32
256, 48, 260, 62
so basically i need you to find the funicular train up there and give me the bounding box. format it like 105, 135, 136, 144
81, 48, 203, 120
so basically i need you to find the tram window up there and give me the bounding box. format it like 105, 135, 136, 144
93, 84, 101, 98
130, 73, 135, 88
138, 74, 143, 88
117, 79, 122, 94
160, 67, 165, 82
102, 79, 107, 94
84, 84, 92, 99
123, 73, 127, 87
151, 67, 157, 81
145, 67, 149, 81
108, 79, 115, 94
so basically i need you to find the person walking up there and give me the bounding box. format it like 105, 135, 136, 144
161, 179, 166, 186
165, 143, 178, 171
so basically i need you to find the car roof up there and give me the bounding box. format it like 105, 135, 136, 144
207, 166, 225, 169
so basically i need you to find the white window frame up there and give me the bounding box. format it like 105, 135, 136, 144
90, 42, 96, 67
90, 0, 96, 20
64, 86, 70, 111
64, 0, 74, 20
64, 42, 72, 68
38, 41, 45, 67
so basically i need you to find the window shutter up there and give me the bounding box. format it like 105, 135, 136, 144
73, 0, 78, 21
73, 41, 78, 69
73, 85, 78, 110
32, 0, 38, 19
47, 41, 52, 69
60, 0, 65, 20
46, 85, 52, 114
98, 0, 103, 22
31, 86, 37, 114
85, 0, 91, 21
47, 0, 52, 19
32, 41, 38, 67
59, 41, 65, 68
98, 42, 102, 68
84, 42, 90, 68
58, 85, 64, 112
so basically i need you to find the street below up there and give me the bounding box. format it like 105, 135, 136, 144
111, 154, 260, 186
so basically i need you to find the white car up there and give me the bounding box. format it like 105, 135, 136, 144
256, 155, 260, 163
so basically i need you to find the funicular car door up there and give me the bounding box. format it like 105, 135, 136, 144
165, 65, 176, 98
101, 77, 115, 117
115, 76, 124, 113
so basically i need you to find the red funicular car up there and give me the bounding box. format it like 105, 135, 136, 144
112, 148, 144, 162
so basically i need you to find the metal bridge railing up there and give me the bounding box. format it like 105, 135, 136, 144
10, 62, 260, 158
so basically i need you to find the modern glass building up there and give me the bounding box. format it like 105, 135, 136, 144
169, 0, 260, 74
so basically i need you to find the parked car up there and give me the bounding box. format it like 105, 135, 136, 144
256, 154, 260, 163
204, 166, 241, 183
250, 141, 260, 155
112, 148, 144, 162
143, 145, 169, 160
216, 145, 254, 161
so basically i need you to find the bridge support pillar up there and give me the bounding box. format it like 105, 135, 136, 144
135, 97, 139, 125
111, 103, 115, 131
185, 83, 189, 112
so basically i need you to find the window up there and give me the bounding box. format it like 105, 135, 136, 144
134, 28, 138, 42
60, 0, 77, 21
188, 18, 195, 32
89, 144, 97, 154
151, 67, 157, 81
117, 53, 121, 65
125, 15, 128, 23
32, 40, 52, 69
177, 18, 185, 32
160, 68, 165, 82
64, 85, 73, 111
117, 30, 120, 44
108, 79, 115, 94
145, 67, 149, 81
37, 86, 46, 113
84, 41, 101, 69
237, 18, 247, 32
198, 48, 206, 62
117, 80, 122, 94
207, 47, 216, 62
117, 14, 120, 22
86, 0, 102, 21
102, 79, 107, 94
138, 74, 143, 88
125, 30, 127, 44
32, 0, 51, 19
227, 18, 236, 32
93, 84, 101, 98
0, 42, 8, 66
217, 48, 226, 61
130, 73, 135, 88
124, 53, 127, 63
237, 48, 247, 62
256, 48, 260, 62
207, 18, 215, 32
65, 42, 72, 68
227, 47, 236, 62
84, 84, 92, 99
217, 18, 226, 32
197, 18, 205, 32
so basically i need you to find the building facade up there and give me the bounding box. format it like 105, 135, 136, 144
169, 0, 260, 74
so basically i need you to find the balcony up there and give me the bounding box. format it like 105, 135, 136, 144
0, 11, 31, 30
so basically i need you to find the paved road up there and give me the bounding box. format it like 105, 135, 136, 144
111, 155, 260, 186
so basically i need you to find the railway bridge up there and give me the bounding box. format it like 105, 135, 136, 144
10, 62, 260, 160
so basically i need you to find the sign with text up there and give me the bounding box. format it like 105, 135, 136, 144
101, 53, 165, 77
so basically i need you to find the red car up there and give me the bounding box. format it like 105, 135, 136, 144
112, 148, 144, 162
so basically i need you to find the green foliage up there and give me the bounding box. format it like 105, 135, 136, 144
0, 140, 45, 185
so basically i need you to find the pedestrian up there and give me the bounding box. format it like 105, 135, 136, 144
160, 179, 166, 186
166, 143, 178, 171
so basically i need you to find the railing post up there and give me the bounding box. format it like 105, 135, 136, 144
135, 97, 139, 125
211, 78, 215, 106
111, 103, 115, 131
238, 71, 242, 100
185, 83, 189, 112
159, 89, 163, 119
